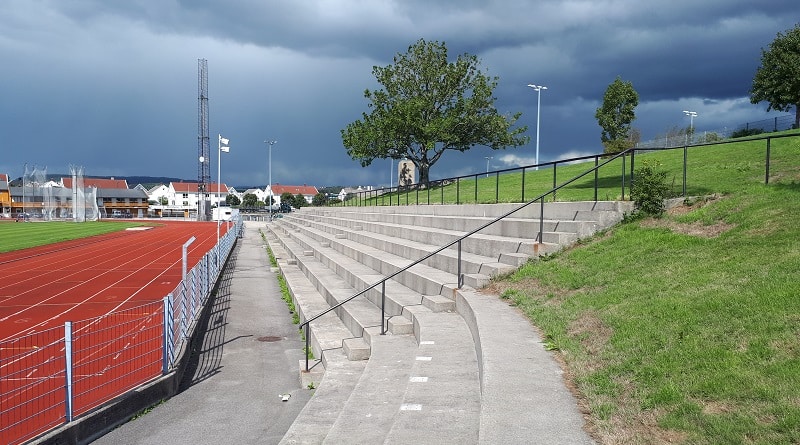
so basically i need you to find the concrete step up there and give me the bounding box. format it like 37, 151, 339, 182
279, 215, 519, 279
274, 202, 622, 443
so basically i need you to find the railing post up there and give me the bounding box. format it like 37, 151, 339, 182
552, 164, 557, 202
474, 174, 478, 203
522, 167, 526, 202
64, 321, 74, 423
683, 146, 688, 196
456, 178, 460, 204
594, 156, 599, 202
381, 281, 387, 335
538, 197, 545, 243
495, 172, 499, 203
457, 240, 464, 288
304, 324, 310, 372
765, 137, 771, 184
621, 153, 626, 201
630, 149, 636, 198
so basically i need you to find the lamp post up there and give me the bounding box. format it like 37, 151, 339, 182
683, 110, 697, 144
527, 84, 547, 170
485, 156, 493, 177
265, 139, 277, 221
217, 134, 230, 267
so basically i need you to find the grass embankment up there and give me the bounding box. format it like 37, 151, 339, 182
0, 221, 144, 253
485, 132, 800, 444
365, 131, 799, 206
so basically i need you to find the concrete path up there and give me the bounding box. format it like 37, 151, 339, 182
92, 222, 311, 445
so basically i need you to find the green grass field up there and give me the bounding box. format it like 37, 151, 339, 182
0, 221, 146, 253
484, 131, 800, 444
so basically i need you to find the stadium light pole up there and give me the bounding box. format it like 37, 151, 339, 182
217, 134, 230, 268
527, 84, 547, 170
265, 139, 277, 221
683, 110, 697, 144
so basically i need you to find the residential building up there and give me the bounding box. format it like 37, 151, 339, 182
267, 184, 319, 205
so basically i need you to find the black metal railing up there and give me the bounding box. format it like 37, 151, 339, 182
299, 131, 799, 371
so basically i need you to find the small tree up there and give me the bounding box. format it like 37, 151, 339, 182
294, 194, 306, 209
159, 196, 168, 205
342, 38, 528, 184
631, 160, 671, 216
750, 23, 800, 129
226, 194, 241, 206
280, 192, 295, 208
312, 192, 328, 206
595, 76, 639, 154
242, 193, 259, 208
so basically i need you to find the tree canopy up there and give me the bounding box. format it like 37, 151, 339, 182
750, 23, 800, 128
595, 76, 639, 154
341, 38, 529, 184
241, 193, 259, 208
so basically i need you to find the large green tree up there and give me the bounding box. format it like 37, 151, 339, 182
750, 23, 800, 129
595, 76, 639, 154
341, 38, 528, 184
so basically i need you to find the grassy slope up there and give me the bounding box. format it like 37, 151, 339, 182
492, 132, 800, 444
0, 221, 144, 253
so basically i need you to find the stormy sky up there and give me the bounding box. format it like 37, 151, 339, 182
0, 1, 796, 189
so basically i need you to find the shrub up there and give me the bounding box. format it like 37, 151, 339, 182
631, 160, 671, 216
731, 128, 764, 138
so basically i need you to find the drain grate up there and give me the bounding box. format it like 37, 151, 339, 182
257, 336, 282, 342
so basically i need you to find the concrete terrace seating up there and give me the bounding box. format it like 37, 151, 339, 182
266, 201, 632, 444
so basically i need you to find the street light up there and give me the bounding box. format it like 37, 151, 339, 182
485, 156, 493, 177
527, 84, 547, 170
217, 134, 230, 267
265, 139, 277, 221
683, 110, 697, 144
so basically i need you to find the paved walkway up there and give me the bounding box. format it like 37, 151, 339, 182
92, 222, 311, 445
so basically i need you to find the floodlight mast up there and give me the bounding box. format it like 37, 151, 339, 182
265, 140, 278, 221
527, 84, 547, 170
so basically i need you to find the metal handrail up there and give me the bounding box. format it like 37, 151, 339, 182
298, 148, 635, 371
343, 132, 800, 207
301, 131, 799, 370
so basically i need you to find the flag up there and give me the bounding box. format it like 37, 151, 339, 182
219, 136, 229, 145
221, 146, 230, 153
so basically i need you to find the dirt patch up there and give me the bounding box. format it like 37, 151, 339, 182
640, 195, 734, 238
640, 218, 733, 238
568, 311, 612, 357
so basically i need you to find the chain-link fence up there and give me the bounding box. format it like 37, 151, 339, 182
637, 114, 796, 149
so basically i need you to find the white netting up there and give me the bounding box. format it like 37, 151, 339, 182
70, 165, 86, 222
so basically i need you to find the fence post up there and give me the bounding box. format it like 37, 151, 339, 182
457, 240, 464, 288
64, 322, 74, 423
163, 295, 173, 373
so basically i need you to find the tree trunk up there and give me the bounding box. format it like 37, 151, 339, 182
418, 164, 430, 185
795, 105, 799, 129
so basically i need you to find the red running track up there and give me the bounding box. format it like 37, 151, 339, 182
0, 220, 228, 444
0, 220, 226, 341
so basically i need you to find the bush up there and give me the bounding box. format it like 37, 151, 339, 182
731, 128, 764, 138
631, 160, 671, 216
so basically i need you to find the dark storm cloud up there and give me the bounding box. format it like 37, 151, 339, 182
0, 0, 796, 187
